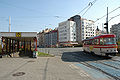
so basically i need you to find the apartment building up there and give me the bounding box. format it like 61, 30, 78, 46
38, 28, 52, 47
58, 20, 77, 46
81, 18, 95, 40
68, 15, 82, 44
44, 29, 58, 47
110, 23, 120, 41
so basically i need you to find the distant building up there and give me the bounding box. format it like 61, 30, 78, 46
37, 28, 52, 47
81, 18, 95, 40
110, 23, 120, 41
44, 29, 58, 47
95, 26, 102, 36
68, 15, 82, 44
58, 20, 77, 46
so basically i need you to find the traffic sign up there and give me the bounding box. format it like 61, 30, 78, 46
16, 32, 21, 37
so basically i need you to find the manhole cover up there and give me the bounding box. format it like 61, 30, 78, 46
12, 72, 25, 76
27, 60, 35, 62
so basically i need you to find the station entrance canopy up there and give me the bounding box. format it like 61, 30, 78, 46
0, 32, 37, 57
0, 32, 37, 42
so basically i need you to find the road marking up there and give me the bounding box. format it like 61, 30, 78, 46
76, 63, 110, 79
69, 64, 79, 69
69, 64, 90, 77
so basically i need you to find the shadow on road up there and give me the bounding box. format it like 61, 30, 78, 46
61, 51, 112, 62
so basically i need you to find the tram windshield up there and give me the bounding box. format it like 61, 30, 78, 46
104, 37, 116, 45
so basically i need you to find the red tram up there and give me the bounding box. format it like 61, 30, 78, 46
82, 34, 118, 56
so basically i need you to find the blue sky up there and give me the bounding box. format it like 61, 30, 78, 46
0, 0, 120, 32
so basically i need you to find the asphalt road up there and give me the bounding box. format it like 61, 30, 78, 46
38, 47, 120, 80
37, 47, 83, 56
0, 47, 120, 80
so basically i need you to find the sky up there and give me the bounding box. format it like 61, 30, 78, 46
0, 0, 120, 32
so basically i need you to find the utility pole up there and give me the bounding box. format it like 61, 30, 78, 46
9, 16, 11, 32
104, 7, 108, 34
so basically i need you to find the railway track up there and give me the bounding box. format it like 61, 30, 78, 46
68, 52, 120, 80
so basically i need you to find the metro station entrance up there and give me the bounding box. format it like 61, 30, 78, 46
0, 32, 37, 58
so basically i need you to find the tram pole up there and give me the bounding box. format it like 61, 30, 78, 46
104, 7, 109, 34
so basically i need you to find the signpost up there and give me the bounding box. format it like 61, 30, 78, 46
16, 32, 21, 37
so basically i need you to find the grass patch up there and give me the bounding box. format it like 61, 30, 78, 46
37, 52, 54, 57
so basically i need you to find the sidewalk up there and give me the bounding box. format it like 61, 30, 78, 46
0, 57, 94, 80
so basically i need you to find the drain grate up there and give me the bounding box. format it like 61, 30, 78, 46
12, 72, 25, 76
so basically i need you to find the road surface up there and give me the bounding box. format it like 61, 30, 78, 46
0, 47, 120, 80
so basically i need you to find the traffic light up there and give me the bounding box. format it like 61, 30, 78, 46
104, 22, 108, 34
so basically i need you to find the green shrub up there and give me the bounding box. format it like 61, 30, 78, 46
37, 52, 54, 57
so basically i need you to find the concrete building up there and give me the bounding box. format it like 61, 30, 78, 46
110, 23, 120, 41
81, 18, 95, 40
68, 15, 82, 44
44, 29, 58, 47
38, 28, 52, 47
58, 20, 77, 46
37, 33, 39, 47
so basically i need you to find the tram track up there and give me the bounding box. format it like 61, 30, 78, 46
79, 62, 120, 80
96, 61, 120, 70
82, 52, 120, 70
77, 58, 120, 80
70, 52, 120, 80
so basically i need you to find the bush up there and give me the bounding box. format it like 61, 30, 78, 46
37, 52, 54, 57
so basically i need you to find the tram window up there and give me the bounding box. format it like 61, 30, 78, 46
103, 37, 116, 45
89, 40, 92, 45
85, 41, 87, 45
100, 38, 103, 45
92, 40, 94, 45
86, 41, 88, 45
94, 39, 99, 45
94, 39, 97, 45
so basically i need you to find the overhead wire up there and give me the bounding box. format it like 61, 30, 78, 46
87, 6, 120, 28
77, 5, 90, 15
95, 6, 120, 22
77, 0, 98, 16
108, 13, 120, 22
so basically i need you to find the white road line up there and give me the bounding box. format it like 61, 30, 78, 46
69, 64, 79, 69
69, 64, 90, 77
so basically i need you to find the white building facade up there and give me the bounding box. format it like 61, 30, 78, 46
81, 18, 95, 40
110, 23, 120, 41
58, 21, 76, 43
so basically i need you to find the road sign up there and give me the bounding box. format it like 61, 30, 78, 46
16, 32, 21, 37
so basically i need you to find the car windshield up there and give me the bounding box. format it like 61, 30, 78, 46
104, 37, 116, 45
